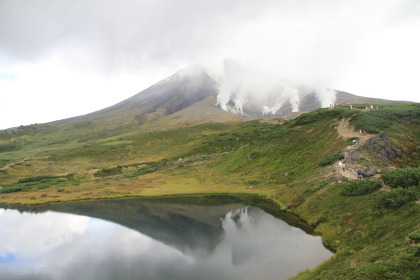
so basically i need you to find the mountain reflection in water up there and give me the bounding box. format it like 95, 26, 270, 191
0, 198, 333, 280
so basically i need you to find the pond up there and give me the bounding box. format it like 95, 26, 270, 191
0, 196, 333, 280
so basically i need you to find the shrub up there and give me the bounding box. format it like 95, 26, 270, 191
0, 143, 20, 152
0, 184, 25, 193
18, 175, 58, 183
373, 187, 420, 209
94, 166, 123, 177
382, 168, 420, 188
408, 232, 420, 243
341, 179, 382, 196
293, 108, 357, 126
320, 151, 343, 166
414, 247, 420, 257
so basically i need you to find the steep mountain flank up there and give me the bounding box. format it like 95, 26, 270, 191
57, 68, 219, 126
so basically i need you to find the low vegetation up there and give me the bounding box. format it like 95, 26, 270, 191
373, 187, 420, 209
0, 174, 77, 194
0, 143, 20, 152
382, 167, 420, 188
350, 103, 420, 133
94, 166, 123, 177
320, 151, 344, 166
340, 179, 382, 196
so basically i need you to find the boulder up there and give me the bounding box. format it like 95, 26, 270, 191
361, 131, 402, 164
378, 131, 387, 139
362, 167, 377, 177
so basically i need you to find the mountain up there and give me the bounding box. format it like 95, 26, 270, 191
52, 68, 404, 130
58, 68, 234, 126
334, 90, 402, 105
238, 90, 404, 119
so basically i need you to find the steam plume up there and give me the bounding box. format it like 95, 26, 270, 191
216, 60, 337, 115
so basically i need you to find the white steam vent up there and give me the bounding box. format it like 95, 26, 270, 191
216, 60, 337, 115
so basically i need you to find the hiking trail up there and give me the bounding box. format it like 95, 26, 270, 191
0, 157, 30, 170
335, 119, 374, 181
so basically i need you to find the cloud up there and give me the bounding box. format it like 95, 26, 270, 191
0, 0, 419, 128
1, 0, 414, 74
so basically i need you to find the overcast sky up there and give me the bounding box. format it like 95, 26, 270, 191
1, 0, 419, 129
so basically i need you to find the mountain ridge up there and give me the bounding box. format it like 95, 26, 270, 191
2, 68, 410, 133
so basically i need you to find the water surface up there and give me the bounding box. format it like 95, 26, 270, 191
0, 197, 332, 280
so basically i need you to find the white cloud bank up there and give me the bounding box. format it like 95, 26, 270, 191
0, 0, 419, 129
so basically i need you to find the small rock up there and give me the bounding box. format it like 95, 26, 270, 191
327, 177, 336, 184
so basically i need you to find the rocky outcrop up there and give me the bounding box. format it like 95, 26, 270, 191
344, 151, 360, 164
361, 131, 402, 164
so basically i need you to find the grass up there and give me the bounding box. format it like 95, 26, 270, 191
0, 103, 419, 279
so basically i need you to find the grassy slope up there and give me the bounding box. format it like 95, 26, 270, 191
0, 103, 419, 279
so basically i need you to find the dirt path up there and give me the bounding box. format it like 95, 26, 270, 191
337, 119, 371, 145
334, 119, 374, 181
0, 157, 30, 170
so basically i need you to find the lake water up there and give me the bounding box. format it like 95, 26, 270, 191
0, 197, 333, 280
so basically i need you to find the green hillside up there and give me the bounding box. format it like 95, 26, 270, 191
1, 103, 419, 279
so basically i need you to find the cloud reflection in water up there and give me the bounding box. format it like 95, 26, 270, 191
0, 205, 332, 280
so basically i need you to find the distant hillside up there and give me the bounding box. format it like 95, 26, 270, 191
334, 90, 404, 105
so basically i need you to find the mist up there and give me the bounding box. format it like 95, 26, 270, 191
216, 60, 337, 115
